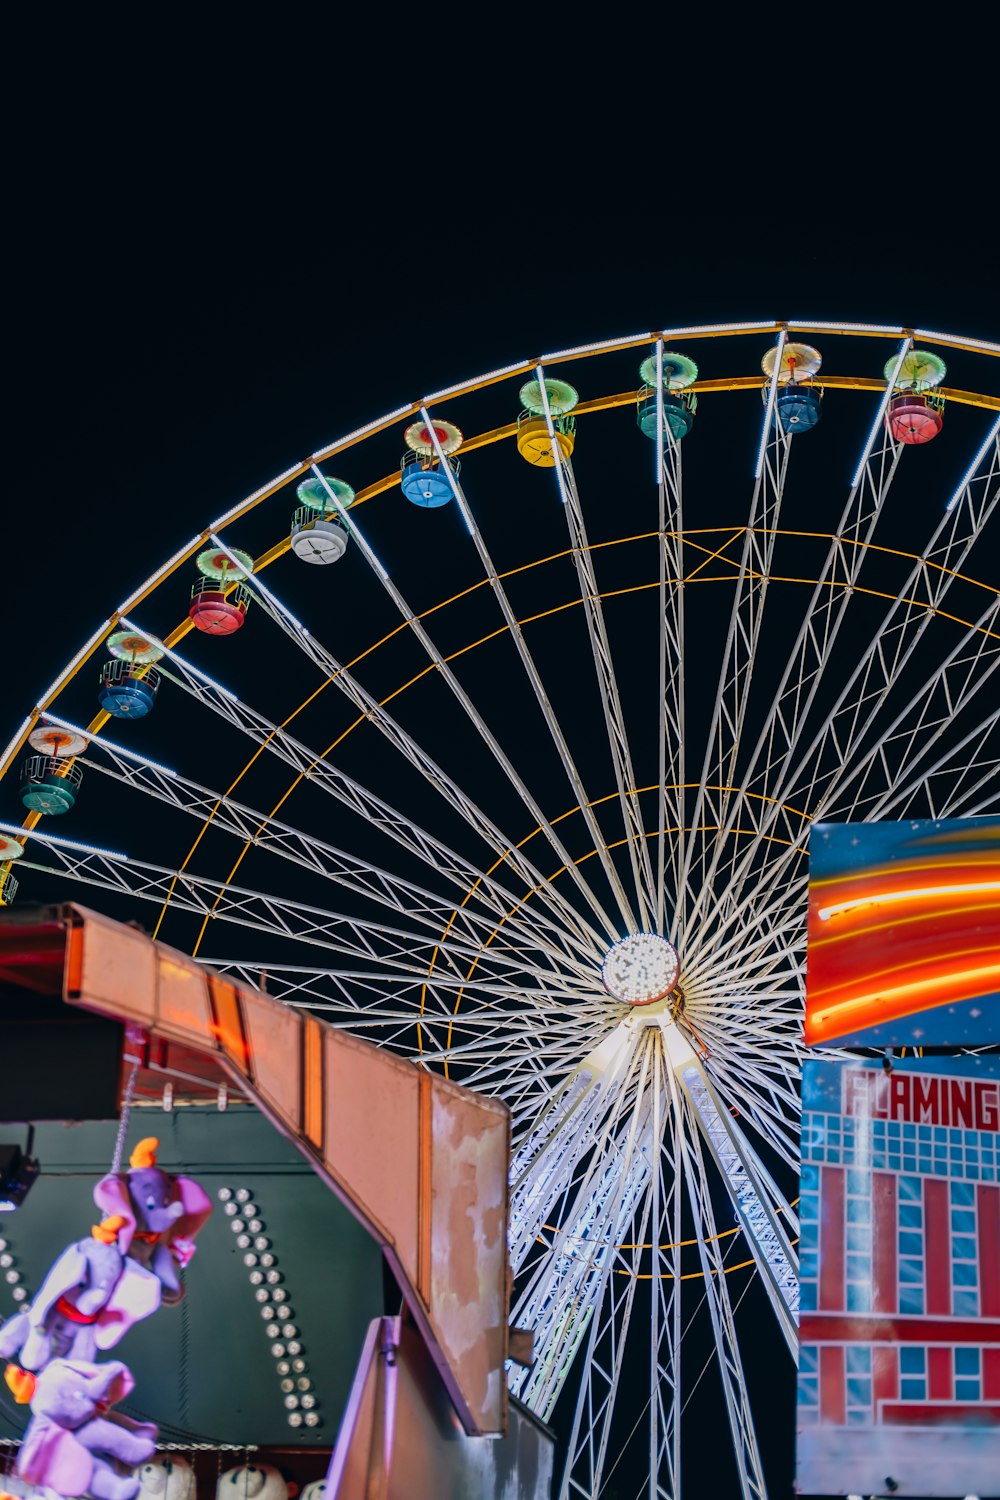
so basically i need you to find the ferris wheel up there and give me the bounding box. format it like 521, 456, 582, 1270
1, 320, 999, 1499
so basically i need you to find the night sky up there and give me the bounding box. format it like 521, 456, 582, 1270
5, 30, 999, 1500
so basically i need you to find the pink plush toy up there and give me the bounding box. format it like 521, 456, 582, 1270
93, 1140, 211, 1305
17, 1358, 157, 1500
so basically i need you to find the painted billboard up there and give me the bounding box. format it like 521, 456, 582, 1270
796, 1055, 1000, 1497
805, 817, 1000, 1048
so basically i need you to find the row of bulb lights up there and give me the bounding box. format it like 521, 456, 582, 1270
218, 1188, 321, 1429
0, 1238, 29, 1302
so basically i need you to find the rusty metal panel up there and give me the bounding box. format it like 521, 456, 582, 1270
51, 903, 511, 1438
70, 905, 157, 1020
155, 949, 214, 1044
324, 1029, 420, 1291
327, 1316, 553, 1500
206, 974, 253, 1075
240, 984, 302, 1125
429, 1075, 509, 1435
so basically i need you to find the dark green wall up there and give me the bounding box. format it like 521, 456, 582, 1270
0, 1107, 384, 1447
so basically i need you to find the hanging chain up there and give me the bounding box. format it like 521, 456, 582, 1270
110, 1049, 142, 1175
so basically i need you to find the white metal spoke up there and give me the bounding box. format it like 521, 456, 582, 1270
675, 332, 791, 942
672, 1069, 769, 1500
15, 835, 565, 994
676, 1063, 798, 1353
655, 338, 687, 938
535, 367, 657, 931
417, 408, 640, 934
120, 616, 600, 969
295, 481, 620, 945
686, 414, 997, 954
53, 715, 591, 983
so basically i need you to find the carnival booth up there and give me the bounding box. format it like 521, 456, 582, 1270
0, 905, 553, 1500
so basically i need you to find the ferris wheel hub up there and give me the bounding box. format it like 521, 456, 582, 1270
601, 933, 680, 1007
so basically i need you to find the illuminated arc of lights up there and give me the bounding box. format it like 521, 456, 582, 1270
817, 879, 1000, 921
807, 957, 1000, 1038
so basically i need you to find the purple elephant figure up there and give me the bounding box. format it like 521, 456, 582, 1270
0, 1229, 161, 1373
93, 1139, 211, 1306
17, 1358, 157, 1500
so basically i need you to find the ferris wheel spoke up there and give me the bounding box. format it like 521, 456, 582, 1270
892, 717, 1000, 819
414, 409, 643, 935
510, 1020, 647, 1272
511, 1036, 652, 1421
682, 865, 807, 987
645, 1036, 683, 1500
687, 418, 997, 949
676, 337, 792, 944
764, 415, 999, 815
671, 1072, 770, 1500
533, 369, 658, 932
120, 615, 599, 969
660, 1019, 798, 1351
656, 345, 687, 937
15, 835, 565, 992
700, 1066, 800, 1175
292, 479, 620, 948
679, 351, 915, 951
767, 611, 1000, 851
56, 717, 585, 975
208, 547, 612, 949
558, 1157, 658, 1499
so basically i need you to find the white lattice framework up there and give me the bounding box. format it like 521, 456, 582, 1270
2, 321, 998, 1499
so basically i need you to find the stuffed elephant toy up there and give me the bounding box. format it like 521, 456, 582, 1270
0, 1232, 161, 1374
17, 1358, 157, 1500
132, 1456, 193, 1500
216, 1467, 288, 1500
93, 1139, 211, 1305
